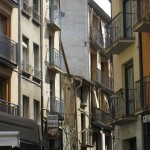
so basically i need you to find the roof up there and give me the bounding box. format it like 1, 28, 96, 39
88, 0, 111, 23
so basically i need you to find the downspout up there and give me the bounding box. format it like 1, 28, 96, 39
18, 0, 22, 117
138, 32, 144, 150
40, 0, 44, 148
138, 32, 143, 107
89, 86, 92, 150
136, 0, 144, 149
74, 77, 82, 150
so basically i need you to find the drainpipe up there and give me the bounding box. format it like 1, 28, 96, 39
18, 0, 22, 117
74, 76, 82, 150
138, 32, 144, 150
40, 0, 44, 149
138, 33, 143, 107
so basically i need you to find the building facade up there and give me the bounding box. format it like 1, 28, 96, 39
0, 0, 42, 149
61, 0, 113, 149
105, 0, 145, 150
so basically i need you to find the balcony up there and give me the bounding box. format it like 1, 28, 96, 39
92, 68, 113, 94
32, 10, 41, 25
50, 96, 64, 120
92, 108, 112, 130
90, 27, 104, 51
133, 1, 150, 32
47, 8, 62, 31
22, 1, 31, 17
0, 33, 18, 68
135, 76, 150, 114
33, 67, 41, 80
105, 12, 134, 54
109, 89, 137, 125
46, 48, 64, 73
0, 99, 19, 116
21, 61, 33, 76
2, 0, 18, 8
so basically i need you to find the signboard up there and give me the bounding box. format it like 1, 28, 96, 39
143, 115, 150, 123
47, 115, 59, 139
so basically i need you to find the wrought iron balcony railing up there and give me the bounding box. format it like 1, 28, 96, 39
90, 27, 104, 49
47, 48, 64, 71
105, 12, 134, 49
110, 89, 135, 120
33, 67, 41, 79
47, 8, 62, 30
93, 108, 111, 124
92, 68, 113, 92
32, 10, 40, 24
0, 33, 18, 66
133, 1, 150, 31
22, 1, 31, 16
0, 99, 19, 116
5, 0, 18, 7
135, 76, 150, 111
21, 61, 33, 75
50, 96, 64, 116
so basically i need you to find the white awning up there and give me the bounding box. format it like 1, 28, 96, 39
0, 131, 19, 146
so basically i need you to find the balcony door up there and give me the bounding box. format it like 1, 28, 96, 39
0, 13, 7, 35
125, 61, 134, 115
123, 0, 132, 38
0, 76, 9, 113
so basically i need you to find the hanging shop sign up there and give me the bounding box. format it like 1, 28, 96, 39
143, 115, 150, 123
47, 115, 59, 139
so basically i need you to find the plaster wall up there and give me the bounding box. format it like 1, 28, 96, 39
61, 0, 90, 80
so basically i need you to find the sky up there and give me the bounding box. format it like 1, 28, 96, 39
94, 0, 111, 16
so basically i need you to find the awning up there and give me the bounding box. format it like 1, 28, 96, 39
0, 112, 41, 145
0, 131, 19, 146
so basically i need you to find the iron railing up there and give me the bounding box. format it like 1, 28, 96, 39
22, 1, 31, 15
33, 67, 41, 79
105, 12, 133, 48
93, 108, 111, 124
92, 68, 113, 91
110, 89, 135, 119
90, 27, 104, 48
135, 76, 150, 110
47, 48, 64, 70
50, 96, 64, 115
133, 1, 150, 26
0, 99, 19, 116
22, 61, 33, 74
48, 8, 62, 28
0, 33, 18, 65
32, 10, 40, 23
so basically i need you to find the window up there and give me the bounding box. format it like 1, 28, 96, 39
23, 95, 29, 119
34, 100, 39, 120
33, 0, 38, 12
0, 76, 9, 101
33, 43, 39, 69
81, 113, 86, 144
0, 76, 9, 113
123, 0, 132, 38
0, 13, 9, 36
22, 36, 29, 63
125, 61, 134, 115
81, 86, 88, 106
